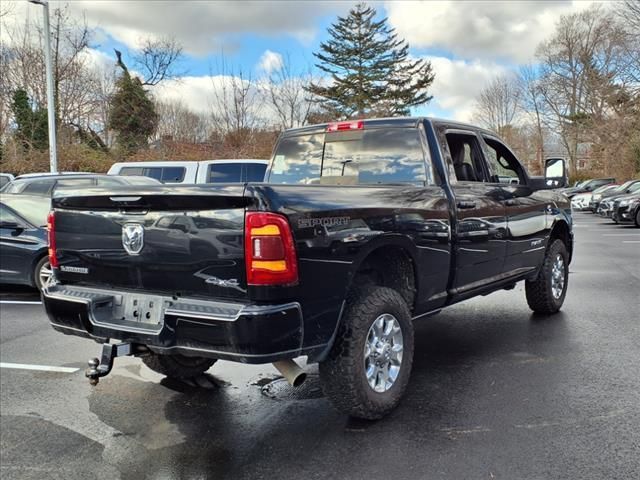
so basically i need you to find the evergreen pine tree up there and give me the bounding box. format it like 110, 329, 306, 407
108, 52, 158, 155
11, 89, 49, 151
307, 3, 434, 118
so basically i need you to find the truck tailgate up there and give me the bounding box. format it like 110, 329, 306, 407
51, 185, 250, 300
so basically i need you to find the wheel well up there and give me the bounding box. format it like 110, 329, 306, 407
550, 221, 572, 262
350, 246, 416, 311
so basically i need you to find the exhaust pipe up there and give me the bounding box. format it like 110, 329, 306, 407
273, 359, 307, 387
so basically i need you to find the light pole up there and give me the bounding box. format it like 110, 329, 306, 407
28, 0, 57, 173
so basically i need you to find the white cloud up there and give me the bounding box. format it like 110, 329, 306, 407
424, 56, 510, 121
151, 76, 217, 114
386, 1, 597, 62
3, 0, 354, 55
66, 1, 351, 56
258, 50, 284, 74
77, 48, 115, 73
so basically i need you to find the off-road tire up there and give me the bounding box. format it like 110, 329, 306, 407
142, 354, 216, 379
525, 239, 569, 314
319, 286, 414, 420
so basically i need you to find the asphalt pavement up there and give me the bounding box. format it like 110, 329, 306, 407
1, 211, 639, 480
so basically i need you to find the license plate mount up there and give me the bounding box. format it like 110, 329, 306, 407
122, 295, 164, 327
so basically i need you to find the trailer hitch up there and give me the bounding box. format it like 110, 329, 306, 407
86, 343, 147, 386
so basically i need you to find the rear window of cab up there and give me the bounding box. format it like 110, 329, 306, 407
268, 128, 430, 186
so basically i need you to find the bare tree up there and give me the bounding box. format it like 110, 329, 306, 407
617, 0, 640, 32
133, 37, 185, 86
262, 54, 315, 130
473, 73, 521, 136
154, 99, 210, 143
536, 4, 637, 175
1, 6, 101, 144
209, 57, 263, 155
518, 65, 547, 171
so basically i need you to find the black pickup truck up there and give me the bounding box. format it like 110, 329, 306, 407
43, 117, 573, 419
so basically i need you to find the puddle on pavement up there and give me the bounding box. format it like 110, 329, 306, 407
260, 374, 325, 401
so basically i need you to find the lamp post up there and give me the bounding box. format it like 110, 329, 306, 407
28, 0, 57, 173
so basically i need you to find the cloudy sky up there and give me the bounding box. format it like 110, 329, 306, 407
5, 0, 600, 121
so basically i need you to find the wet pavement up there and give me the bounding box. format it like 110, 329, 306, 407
1, 212, 639, 479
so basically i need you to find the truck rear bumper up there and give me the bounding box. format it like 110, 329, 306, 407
42, 284, 306, 364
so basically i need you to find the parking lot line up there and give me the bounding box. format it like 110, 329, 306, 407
622, 240, 640, 243
602, 233, 640, 236
0, 362, 79, 373
0, 300, 42, 305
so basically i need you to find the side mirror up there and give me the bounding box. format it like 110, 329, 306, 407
544, 158, 567, 188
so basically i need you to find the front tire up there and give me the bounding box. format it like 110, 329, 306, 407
319, 286, 414, 420
635, 208, 640, 228
142, 354, 216, 379
525, 239, 569, 314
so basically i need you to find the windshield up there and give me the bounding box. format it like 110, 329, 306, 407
0, 195, 51, 226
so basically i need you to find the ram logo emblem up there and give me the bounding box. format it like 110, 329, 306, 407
122, 223, 144, 255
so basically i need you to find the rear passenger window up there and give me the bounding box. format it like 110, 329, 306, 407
444, 133, 486, 182
207, 164, 243, 183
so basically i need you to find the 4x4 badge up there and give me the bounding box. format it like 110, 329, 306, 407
122, 223, 144, 255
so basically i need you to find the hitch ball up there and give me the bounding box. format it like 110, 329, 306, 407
86, 358, 100, 386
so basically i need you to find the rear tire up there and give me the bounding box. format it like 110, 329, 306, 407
142, 354, 216, 379
525, 239, 569, 314
319, 286, 414, 420
33, 256, 52, 291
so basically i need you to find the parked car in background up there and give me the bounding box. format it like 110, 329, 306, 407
0, 194, 51, 290
195, 160, 269, 183
590, 180, 640, 212
108, 161, 198, 183
571, 184, 618, 211
107, 160, 269, 184
1, 174, 160, 196
0, 173, 15, 189
612, 193, 640, 226
598, 185, 640, 218
562, 178, 616, 199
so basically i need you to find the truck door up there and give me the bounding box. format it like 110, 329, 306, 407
480, 135, 548, 276
440, 129, 508, 292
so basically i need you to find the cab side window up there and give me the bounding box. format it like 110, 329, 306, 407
444, 133, 486, 182
482, 136, 525, 185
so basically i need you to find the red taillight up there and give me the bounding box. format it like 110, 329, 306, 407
326, 120, 364, 132
245, 212, 298, 286
47, 211, 59, 268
